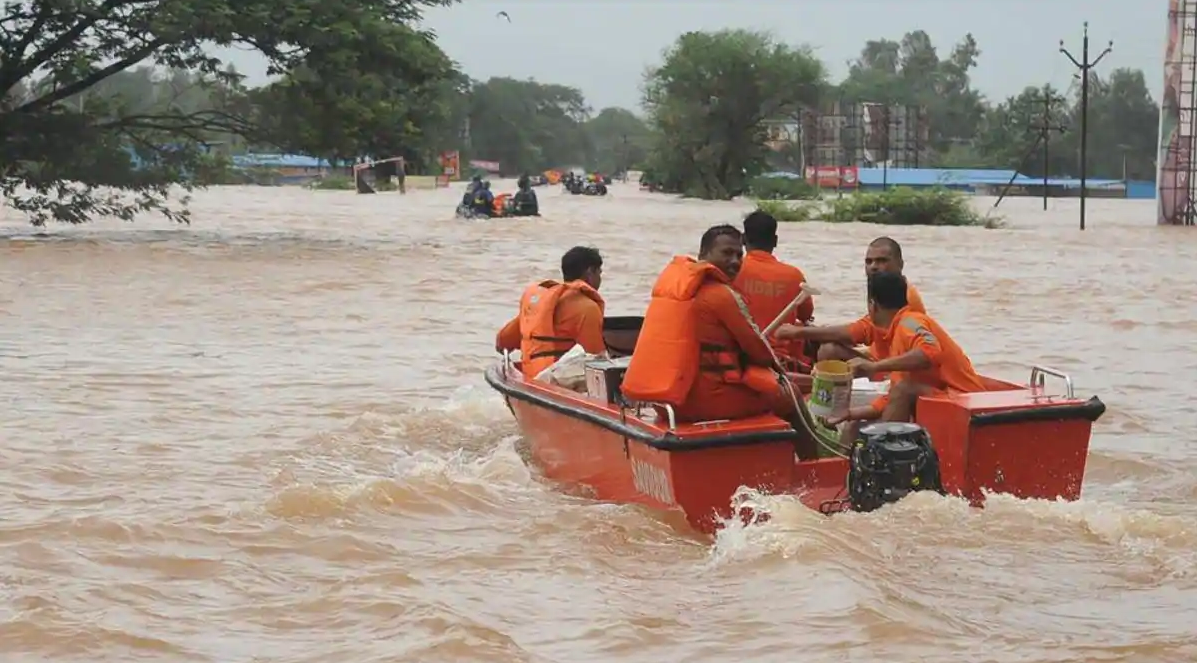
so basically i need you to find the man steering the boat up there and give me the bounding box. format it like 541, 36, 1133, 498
776, 271, 985, 430
495, 246, 606, 379
621, 224, 798, 423
815, 236, 925, 366
733, 210, 816, 371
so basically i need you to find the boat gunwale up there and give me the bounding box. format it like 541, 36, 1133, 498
969, 396, 1106, 426
484, 363, 1108, 452
483, 364, 798, 452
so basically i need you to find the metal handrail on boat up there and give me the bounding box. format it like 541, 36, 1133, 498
1030, 365, 1074, 399
636, 402, 677, 430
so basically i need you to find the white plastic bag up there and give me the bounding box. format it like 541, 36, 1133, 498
849, 377, 890, 410
534, 344, 599, 391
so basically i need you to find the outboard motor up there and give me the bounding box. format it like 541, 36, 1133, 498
847, 422, 943, 513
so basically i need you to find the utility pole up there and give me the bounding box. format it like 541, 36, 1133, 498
1060, 22, 1112, 230
1029, 88, 1068, 211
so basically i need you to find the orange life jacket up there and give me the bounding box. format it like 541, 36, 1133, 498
493, 193, 511, 216
622, 256, 777, 407
518, 279, 605, 378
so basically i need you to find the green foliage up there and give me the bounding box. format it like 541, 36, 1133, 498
251, 20, 455, 169
971, 70, 1158, 180
583, 107, 652, 175
838, 31, 986, 154
824, 187, 991, 226
757, 187, 994, 227
0, 0, 457, 225
755, 199, 815, 222
747, 176, 820, 200
0, 11, 1164, 227
642, 29, 827, 200
836, 30, 1159, 180
311, 175, 356, 190
462, 77, 591, 175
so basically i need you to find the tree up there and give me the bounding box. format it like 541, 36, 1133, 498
252, 21, 455, 173
583, 107, 651, 175
974, 84, 1071, 175
1065, 68, 1159, 180
464, 77, 591, 175
0, 0, 457, 225
838, 31, 985, 157
642, 29, 826, 199
971, 71, 1159, 180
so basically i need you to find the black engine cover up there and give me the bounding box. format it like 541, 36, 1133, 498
848, 421, 944, 513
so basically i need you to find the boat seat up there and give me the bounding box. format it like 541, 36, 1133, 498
602, 315, 643, 357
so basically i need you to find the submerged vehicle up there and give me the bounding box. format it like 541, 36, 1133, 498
484, 316, 1107, 534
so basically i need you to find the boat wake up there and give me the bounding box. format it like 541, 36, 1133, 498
261, 383, 1197, 595
263, 386, 541, 521
708, 484, 1197, 580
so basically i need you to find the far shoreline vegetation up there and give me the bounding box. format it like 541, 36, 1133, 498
0, 0, 1156, 227
745, 176, 997, 228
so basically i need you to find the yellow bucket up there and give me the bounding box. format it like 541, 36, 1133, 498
808, 360, 853, 418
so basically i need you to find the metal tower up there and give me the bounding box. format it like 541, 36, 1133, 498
1158, 0, 1197, 225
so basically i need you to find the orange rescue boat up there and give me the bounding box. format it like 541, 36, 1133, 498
484, 316, 1107, 534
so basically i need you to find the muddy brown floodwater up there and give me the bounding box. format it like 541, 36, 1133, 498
1, 183, 1195, 662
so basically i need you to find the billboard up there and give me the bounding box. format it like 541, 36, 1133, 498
800, 101, 928, 172
805, 165, 859, 188
1158, 0, 1197, 225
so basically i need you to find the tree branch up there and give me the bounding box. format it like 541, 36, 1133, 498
0, 2, 54, 84
14, 38, 166, 114
5, 0, 148, 87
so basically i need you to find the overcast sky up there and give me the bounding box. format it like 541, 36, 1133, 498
219, 0, 1165, 111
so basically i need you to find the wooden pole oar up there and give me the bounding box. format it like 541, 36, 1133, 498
762, 283, 821, 336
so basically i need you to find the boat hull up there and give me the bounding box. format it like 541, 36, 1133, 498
485, 325, 1107, 534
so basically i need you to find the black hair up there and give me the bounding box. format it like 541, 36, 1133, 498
699, 224, 742, 256
867, 271, 909, 310
561, 246, 602, 281
742, 210, 778, 249
869, 236, 903, 261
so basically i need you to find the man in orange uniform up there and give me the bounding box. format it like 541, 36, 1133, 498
816, 236, 925, 365
621, 225, 793, 423
495, 246, 606, 379
777, 271, 985, 428
733, 210, 815, 369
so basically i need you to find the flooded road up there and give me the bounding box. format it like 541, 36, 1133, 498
1, 183, 1195, 662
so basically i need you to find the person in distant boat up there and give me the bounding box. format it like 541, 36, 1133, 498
495, 246, 606, 379
621, 225, 794, 423
460, 176, 483, 214
512, 174, 540, 216
811, 236, 926, 368
776, 271, 985, 431
732, 210, 815, 370
471, 181, 496, 217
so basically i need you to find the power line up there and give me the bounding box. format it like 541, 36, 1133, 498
1028, 88, 1068, 211
1060, 22, 1112, 231
989, 89, 1068, 214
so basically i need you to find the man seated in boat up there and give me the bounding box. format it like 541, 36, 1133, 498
815, 237, 926, 367
733, 210, 815, 372
471, 181, 496, 217
511, 175, 540, 216
621, 225, 797, 423
776, 271, 985, 432
494, 246, 606, 379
